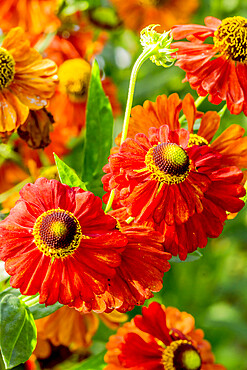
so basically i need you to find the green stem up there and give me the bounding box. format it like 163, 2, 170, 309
105, 189, 115, 213
104, 45, 159, 212
20, 294, 40, 307
120, 45, 158, 144
34, 32, 56, 54
179, 95, 208, 126
218, 103, 227, 117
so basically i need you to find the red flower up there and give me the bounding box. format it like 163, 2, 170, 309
171, 16, 247, 115
122, 93, 247, 170
104, 301, 226, 369
0, 178, 127, 308
69, 222, 171, 313
102, 125, 245, 259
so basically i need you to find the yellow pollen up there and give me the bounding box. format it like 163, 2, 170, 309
58, 58, 91, 102
162, 340, 201, 370
214, 16, 247, 63
145, 143, 191, 185
33, 208, 89, 259
188, 133, 209, 147
0, 47, 15, 90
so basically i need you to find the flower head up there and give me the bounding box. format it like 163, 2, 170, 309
119, 93, 247, 170
103, 123, 245, 259
140, 25, 176, 68
0, 178, 127, 308
0, 27, 58, 139
171, 16, 247, 115
104, 301, 226, 369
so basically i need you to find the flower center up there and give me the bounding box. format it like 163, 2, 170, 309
33, 208, 86, 258
214, 16, 247, 63
162, 340, 202, 370
145, 143, 190, 184
58, 58, 91, 103
0, 47, 15, 90
188, 133, 209, 147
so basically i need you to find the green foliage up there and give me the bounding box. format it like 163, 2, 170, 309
81, 59, 114, 198
71, 350, 106, 370
54, 153, 87, 190
0, 294, 36, 369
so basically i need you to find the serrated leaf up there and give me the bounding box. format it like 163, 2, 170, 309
71, 350, 106, 370
170, 250, 203, 263
54, 153, 87, 190
0, 294, 36, 369
82, 60, 114, 197
29, 301, 63, 320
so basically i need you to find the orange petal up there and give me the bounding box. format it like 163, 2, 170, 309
0, 91, 29, 132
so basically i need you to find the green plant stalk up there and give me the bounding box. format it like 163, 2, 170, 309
105, 45, 160, 212
179, 95, 207, 126
120, 45, 160, 145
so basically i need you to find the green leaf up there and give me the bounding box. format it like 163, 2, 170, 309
82, 59, 114, 198
71, 350, 106, 370
170, 250, 203, 263
29, 301, 63, 320
0, 294, 37, 369
54, 153, 87, 190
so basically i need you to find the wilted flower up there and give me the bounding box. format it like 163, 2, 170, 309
0, 27, 57, 140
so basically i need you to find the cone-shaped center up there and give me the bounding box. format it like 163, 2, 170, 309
162, 340, 201, 370
145, 143, 190, 184
214, 16, 247, 62
33, 208, 83, 258
58, 58, 91, 102
153, 143, 190, 175
0, 47, 15, 90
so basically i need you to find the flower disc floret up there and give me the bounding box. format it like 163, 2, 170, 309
188, 133, 209, 147
0, 47, 15, 90
145, 142, 190, 184
162, 340, 201, 370
33, 208, 84, 258
214, 16, 247, 63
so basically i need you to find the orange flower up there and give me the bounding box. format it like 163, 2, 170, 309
44, 58, 121, 161
0, 27, 58, 138
43, 23, 108, 66
34, 306, 127, 359
105, 302, 226, 369
0, 0, 60, 35
117, 93, 247, 170
172, 16, 247, 115
110, 0, 198, 33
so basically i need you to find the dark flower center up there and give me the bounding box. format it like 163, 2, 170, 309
33, 208, 85, 258
214, 16, 247, 63
162, 340, 202, 370
145, 143, 190, 184
188, 133, 209, 147
0, 47, 15, 90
